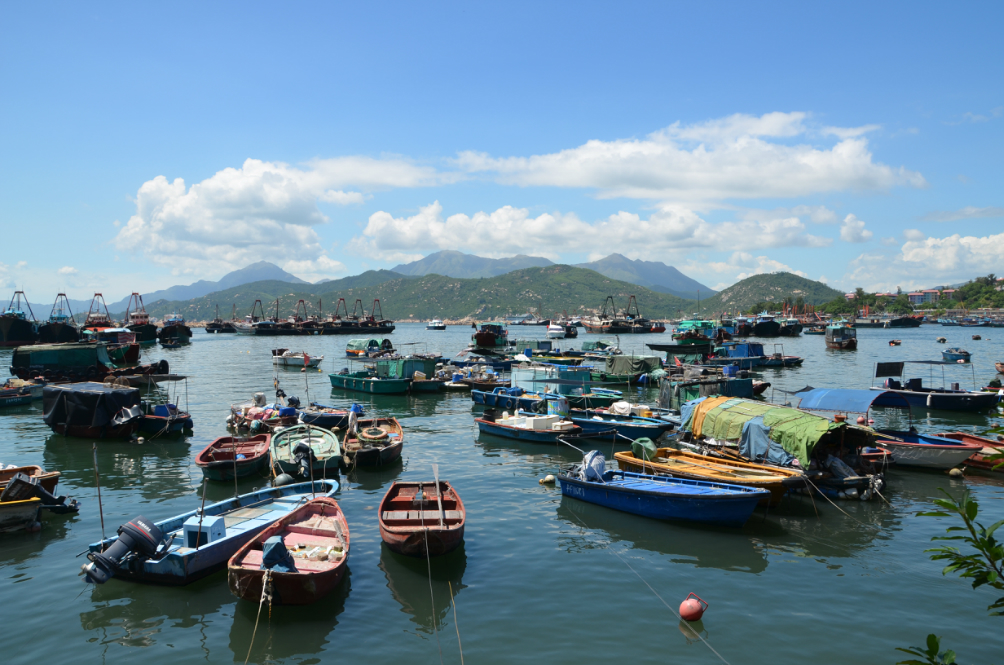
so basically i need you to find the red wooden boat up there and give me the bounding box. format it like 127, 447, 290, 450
227, 497, 349, 605
0, 465, 59, 494
343, 418, 404, 468
379, 480, 465, 557
934, 432, 1004, 473
195, 434, 271, 480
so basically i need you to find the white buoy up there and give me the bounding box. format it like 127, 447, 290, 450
137, 437, 145, 444
948, 468, 964, 478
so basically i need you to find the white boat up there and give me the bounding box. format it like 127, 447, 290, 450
546, 323, 566, 339
875, 431, 982, 469
271, 349, 324, 368
427, 319, 446, 330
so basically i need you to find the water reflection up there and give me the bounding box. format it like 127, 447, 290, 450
555, 498, 769, 574
0, 512, 75, 567
342, 460, 403, 492
229, 569, 351, 664
476, 431, 586, 465
379, 542, 466, 633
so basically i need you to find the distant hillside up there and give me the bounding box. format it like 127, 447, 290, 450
574, 253, 715, 299
698, 273, 843, 313
392, 250, 553, 278
134, 266, 696, 321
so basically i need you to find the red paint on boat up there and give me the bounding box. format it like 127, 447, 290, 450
379, 480, 465, 557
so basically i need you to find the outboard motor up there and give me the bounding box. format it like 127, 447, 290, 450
81, 516, 164, 584
292, 441, 316, 477
1, 472, 79, 515
286, 395, 300, 408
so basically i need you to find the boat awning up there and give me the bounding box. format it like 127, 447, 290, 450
795, 388, 910, 413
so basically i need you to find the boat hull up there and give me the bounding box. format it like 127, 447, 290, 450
195, 435, 271, 480
569, 410, 673, 440
0, 498, 41, 532
475, 418, 580, 442
329, 373, 411, 394
126, 323, 159, 343
934, 432, 1004, 472
378, 481, 465, 558
157, 324, 192, 341
876, 431, 981, 469
37, 322, 80, 344
870, 387, 998, 412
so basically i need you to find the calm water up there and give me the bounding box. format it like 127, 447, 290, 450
1, 323, 1002, 664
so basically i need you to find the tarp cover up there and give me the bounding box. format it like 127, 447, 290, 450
678, 396, 707, 426
796, 388, 911, 413
604, 355, 661, 375
738, 416, 796, 467
43, 382, 140, 429
261, 535, 296, 572
12, 343, 111, 369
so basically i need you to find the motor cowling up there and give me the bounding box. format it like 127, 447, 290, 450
292, 441, 316, 477
81, 516, 164, 584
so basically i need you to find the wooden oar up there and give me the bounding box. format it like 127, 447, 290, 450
432, 463, 445, 528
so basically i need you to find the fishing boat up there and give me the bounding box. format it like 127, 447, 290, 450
378, 480, 466, 557
205, 304, 237, 333
271, 424, 342, 478
227, 497, 349, 605
471, 322, 508, 348
123, 293, 159, 342
568, 408, 674, 440
299, 403, 354, 429
81, 480, 338, 585
81, 293, 114, 333
84, 327, 141, 364
546, 323, 566, 339
345, 338, 394, 357
42, 382, 143, 438
426, 319, 446, 331
343, 418, 404, 467
195, 434, 272, 480
475, 410, 580, 442
872, 361, 998, 411
804, 325, 826, 335
825, 325, 857, 350
933, 432, 1004, 473
229, 392, 299, 431
472, 386, 622, 410
0, 465, 60, 494
942, 348, 971, 362
139, 402, 193, 436
323, 298, 395, 335
874, 430, 982, 469
0, 379, 36, 407
761, 346, 804, 367
0, 291, 39, 347
37, 293, 80, 343
329, 369, 411, 394
752, 313, 781, 337
272, 348, 324, 368
558, 454, 770, 527
613, 448, 805, 506
778, 317, 803, 337
158, 314, 193, 342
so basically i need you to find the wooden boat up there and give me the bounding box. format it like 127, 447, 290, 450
343, 418, 404, 467
889, 339, 902, 346
558, 466, 769, 527
271, 424, 341, 478
0, 384, 34, 407
82, 480, 338, 585
933, 432, 1004, 472
568, 409, 674, 440
157, 314, 192, 341
379, 480, 465, 557
475, 413, 581, 443
272, 348, 324, 368
140, 402, 193, 436
613, 448, 805, 506
195, 434, 271, 480
996, 361, 1004, 374
875, 430, 982, 469
329, 370, 410, 394
0, 496, 41, 532
942, 348, 971, 362
0, 465, 60, 494
804, 326, 826, 335
228, 497, 349, 605
299, 403, 351, 429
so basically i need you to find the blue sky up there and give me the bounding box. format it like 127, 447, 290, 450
2, 2, 1002, 303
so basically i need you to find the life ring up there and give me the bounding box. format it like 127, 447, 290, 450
359, 426, 389, 443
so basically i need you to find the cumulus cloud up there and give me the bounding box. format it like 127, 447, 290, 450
919, 206, 1004, 222
839, 214, 873, 243
697, 252, 808, 290
456, 112, 925, 202
348, 201, 831, 262
113, 157, 436, 277
949, 107, 1004, 124
57, 266, 78, 275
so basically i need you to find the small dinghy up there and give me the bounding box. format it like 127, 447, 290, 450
0, 465, 60, 494
271, 424, 342, 478
568, 408, 674, 440
343, 418, 404, 468
942, 348, 971, 363
558, 452, 769, 527
140, 402, 193, 436
195, 434, 271, 481
888, 339, 902, 346
379, 480, 465, 557
933, 431, 1004, 473
272, 349, 324, 368
876, 429, 982, 469
228, 497, 349, 605
299, 403, 354, 429
475, 410, 581, 443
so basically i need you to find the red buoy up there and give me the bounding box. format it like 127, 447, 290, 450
679, 592, 708, 621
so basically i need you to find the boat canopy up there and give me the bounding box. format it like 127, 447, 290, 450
43, 381, 140, 430
12, 342, 113, 369
582, 340, 616, 351
681, 395, 874, 466
604, 355, 661, 375
346, 338, 392, 351
795, 388, 910, 413
512, 339, 553, 352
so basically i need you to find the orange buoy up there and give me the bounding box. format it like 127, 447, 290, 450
679, 592, 708, 621
856, 416, 866, 424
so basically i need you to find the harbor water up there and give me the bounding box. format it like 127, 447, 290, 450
1, 323, 1002, 664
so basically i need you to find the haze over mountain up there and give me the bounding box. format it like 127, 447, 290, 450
572, 253, 715, 299
392, 250, 553, 278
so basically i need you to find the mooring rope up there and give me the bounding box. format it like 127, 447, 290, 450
423, 528, 445, 665
448, 580, 464, 665
244, 569, 272, 665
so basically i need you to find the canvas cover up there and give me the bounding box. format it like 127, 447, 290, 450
12, 343, 112, 370
261, 535, 296, 572
738, 416, 796, 467
603, 355, 661, 375
43, 382, 141, 429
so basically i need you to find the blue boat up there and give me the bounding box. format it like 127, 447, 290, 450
705, 341, 767, 369
558, 457, 769, 527
82, 480, 337, 585
568, 409, 675, 440
942, 348, 971, 363
139, 403, 193, 435
475, 414, 581, 442
299, 402, 355, 429
472, 386, 624, 411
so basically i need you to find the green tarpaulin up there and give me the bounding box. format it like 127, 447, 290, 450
603, 355, 661, 375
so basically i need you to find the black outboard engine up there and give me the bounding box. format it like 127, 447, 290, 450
482, 408, 498, 423
81, 516, 164, 584
1, 472, 80, 515
286, 395, 300, 408
292, 441, 316, 477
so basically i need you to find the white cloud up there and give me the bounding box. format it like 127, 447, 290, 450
57, 266, 78, 275
950, 107, 1004, 124
822, 124, 882, 139
15, 261, 28, 269
903, 229, 925, 241
113, 157, 439, 278
456, 112, 924, 202
920, 206, 1004, 222
688, 251, 808, 290
839, 214, 873, 243
348, 201, 831, 262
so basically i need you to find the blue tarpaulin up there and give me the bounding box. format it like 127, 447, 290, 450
261, 535, 296, 572
738, 416, 796, 466
680, 397, 707, 430
795, 388, 910, 413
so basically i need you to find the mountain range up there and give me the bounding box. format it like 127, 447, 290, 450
391, 250, 553, 278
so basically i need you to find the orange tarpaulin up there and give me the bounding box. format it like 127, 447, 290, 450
690, 395, 732, 438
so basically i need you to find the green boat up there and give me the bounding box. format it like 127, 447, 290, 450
270, 424, 342, 478
589, 355, 662, 384
329, 371, 411, 393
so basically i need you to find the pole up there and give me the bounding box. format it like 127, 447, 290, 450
432, 463, 445, 528
93, 443, 106, 548
195, 478, 208, 549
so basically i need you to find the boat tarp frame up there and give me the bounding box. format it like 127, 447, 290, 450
795, 388, 911, 413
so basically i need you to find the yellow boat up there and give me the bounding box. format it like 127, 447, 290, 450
0, 496, 42, 532
613, 448, 805, 506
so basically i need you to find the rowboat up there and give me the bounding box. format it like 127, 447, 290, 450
140, 403, 193, 436
343, 418, 404, 467
0, 465, 60, 494
933, 432, 1004, 472
271, 425, 342, 478
613, 448, 805, 506
942, 348, 971, 362
82, 480, 338, 585
875, 430, 982, 469
0, 496, 41, 532
568, 409, 674, 440
379, 480, 465, 557
471, 387, 622, 411
195, 434, 271, 481
329, 371, 411, 394
996, 361, 1004, 374
475, 412, 580, 443
228, 497, 349, 605
272, 349, 324, 368
558, 458, 769, 528
299, 403, 352, 429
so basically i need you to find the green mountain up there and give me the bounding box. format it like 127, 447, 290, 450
697, 272, 843, 314
573, 253, 715, 299
130, 266, 695, 321
392, 250, 553, 278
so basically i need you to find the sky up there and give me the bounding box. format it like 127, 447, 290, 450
2, 2, 1002, 304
